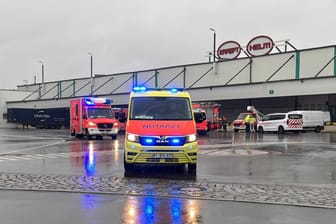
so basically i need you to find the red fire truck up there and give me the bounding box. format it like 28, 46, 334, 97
111, 107, 128, 132
192, 106, 208, 134
70, 97, 119, 140
192, 102, 221, 131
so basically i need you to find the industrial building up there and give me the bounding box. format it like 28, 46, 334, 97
1, 40, 336, 128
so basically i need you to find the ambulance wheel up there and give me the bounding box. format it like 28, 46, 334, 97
111, 135, 117, 140
123, 156, 134, 171
314, 126, 321, 133
234, 129, 239, 133
85, 130, 92, 140
188, 164, 197, 174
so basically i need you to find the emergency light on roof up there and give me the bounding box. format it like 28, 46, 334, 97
84, 98, 111, 106
133, 86, 183, 93
133, 86, 147, 92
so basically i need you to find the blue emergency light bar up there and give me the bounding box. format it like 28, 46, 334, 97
170, 88, 179, 93
84, 98, 111, 106
133, 86, 147, 92
84, 98, 95, 105
133, 86, 185, 93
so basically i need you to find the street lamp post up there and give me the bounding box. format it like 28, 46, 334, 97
210, 28, 216, 63
39, 61, 44, 83
88, 52, 93, 78
88, 52, 93, 95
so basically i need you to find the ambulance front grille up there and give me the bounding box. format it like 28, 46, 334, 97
97, 123, 113, 131
136, 153, 189, 163
146, 158, 179, 163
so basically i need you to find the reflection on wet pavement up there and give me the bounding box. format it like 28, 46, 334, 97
122, 196, 201, 224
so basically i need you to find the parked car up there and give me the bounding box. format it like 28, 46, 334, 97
232, 112, 257, 132
232, 106, 264, 132
257, 112, 303, 134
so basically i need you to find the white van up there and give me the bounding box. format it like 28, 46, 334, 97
288, 111, 326, 133
257, 112, 303, 134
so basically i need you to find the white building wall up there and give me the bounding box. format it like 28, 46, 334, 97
184, 64, 214, 88
206, 59, 251, 85
157, 67, 185, 88
252, 53, 296, 82
300, 47, 334, 78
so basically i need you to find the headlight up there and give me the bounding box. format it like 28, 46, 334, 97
187, 134, 197, 142
127, 133, 137, 142
88, 121, 96, 127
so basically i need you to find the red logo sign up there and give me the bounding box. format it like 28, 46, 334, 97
246, 35, 274, 56
217, 41, 241, 59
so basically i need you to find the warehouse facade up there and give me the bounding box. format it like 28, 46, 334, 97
3, 43, 336, 127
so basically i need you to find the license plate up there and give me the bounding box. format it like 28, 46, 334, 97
152, 154, 173, 159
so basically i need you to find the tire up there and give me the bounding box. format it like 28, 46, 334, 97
111, 135, 117, 140
234, 129, 239, 133
85, 130, 92, 140
258, 126, 264, 133
277, 126, 285, 134
188, 164, 197, 174
96, 135, 103, 140
75, 132, 83, 139
124, 155, 134, 171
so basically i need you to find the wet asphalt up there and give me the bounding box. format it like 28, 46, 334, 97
0, 128, 336, 223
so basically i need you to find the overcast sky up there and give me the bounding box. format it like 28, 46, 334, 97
0, 0, 335, 89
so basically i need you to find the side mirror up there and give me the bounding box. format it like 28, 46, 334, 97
195, 115, 200, 121
83, 114, 87, 119
118, 112, 126, 122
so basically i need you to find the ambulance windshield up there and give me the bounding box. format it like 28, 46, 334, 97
130, 97, 192, 120
88, 108, 114, 119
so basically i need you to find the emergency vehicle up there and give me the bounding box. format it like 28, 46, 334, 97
232, 106, 264, 132
193, 102, 221, 131
70, 97, 119, 140
192, 107, 208, 134
124, 87, 198, 173
112, 107, 128, 132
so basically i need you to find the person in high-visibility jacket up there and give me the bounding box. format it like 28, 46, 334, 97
244, 114, 257, 133
244, 114, 251, 132
249, 115, 256, 132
